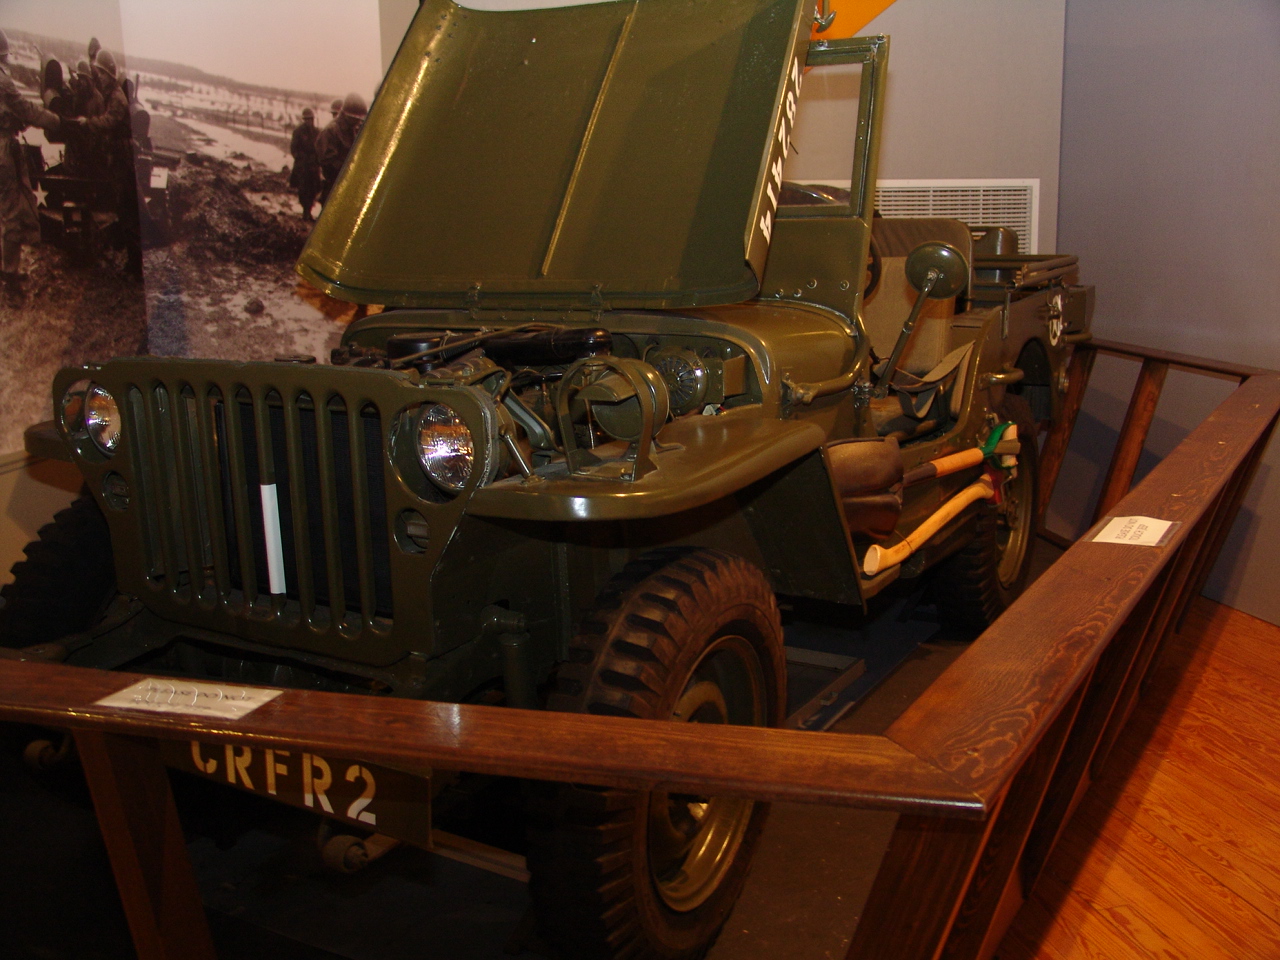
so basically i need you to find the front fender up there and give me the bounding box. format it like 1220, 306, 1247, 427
468, 416, 826, 522
24, 420, 72, 462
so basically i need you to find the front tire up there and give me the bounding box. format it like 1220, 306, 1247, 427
0, 496, 116, 648
527, 547, 785, 960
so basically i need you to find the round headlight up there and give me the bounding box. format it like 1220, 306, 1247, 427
85, 384, 121, 456
417, 403, 474, 492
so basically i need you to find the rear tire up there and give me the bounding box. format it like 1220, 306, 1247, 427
0, 496, 116, 648
527, 547, 785, 960
931, 396, 1039, 632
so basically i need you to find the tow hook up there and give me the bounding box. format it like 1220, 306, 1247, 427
317, 821, 401, 874
23, 732, 74, 772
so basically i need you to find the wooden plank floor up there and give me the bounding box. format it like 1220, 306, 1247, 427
997, 596, 1280, 959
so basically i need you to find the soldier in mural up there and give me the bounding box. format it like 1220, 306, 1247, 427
71, 60, 103, 120
0, 1, 382, 461
40, 58, 103, 177
289, 106, 320, 221
0, 29, 61, 303
317, 92, 366, 205
75, 49, 142, 276
0, 1, 383, 458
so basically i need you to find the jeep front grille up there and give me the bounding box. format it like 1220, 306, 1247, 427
123, 378, 393, 632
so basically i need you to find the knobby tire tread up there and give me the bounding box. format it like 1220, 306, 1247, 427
527, 548, 783, 960
0, 496, 115, 648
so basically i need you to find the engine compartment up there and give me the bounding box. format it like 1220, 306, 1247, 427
332, 324, 760, 491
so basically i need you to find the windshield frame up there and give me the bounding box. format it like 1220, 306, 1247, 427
777, 34, 888, 227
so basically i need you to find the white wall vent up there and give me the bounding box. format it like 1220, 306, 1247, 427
874, 179, 1040, 254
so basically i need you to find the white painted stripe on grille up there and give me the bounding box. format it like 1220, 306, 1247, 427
260, 483, 287, 595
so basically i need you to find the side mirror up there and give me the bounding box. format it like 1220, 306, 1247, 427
905, 241, 969, 300
874, 242, 971, 398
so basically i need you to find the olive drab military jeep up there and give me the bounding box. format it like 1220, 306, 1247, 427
5, 1, 1092, 957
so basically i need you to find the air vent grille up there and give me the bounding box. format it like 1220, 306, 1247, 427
874, 179, 1039, 253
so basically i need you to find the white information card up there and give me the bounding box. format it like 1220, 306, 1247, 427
95, 678, 283, 721
1092, 516, 1179, 548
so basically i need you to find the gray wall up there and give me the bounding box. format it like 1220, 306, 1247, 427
1055, 0, 1280, 623
862, 0, 1067, 252
380, 0, 418, 71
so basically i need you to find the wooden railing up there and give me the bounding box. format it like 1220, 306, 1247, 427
0, 340, 1275, 960
1039, 337, 1272, 536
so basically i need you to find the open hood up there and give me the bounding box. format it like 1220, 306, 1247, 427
297, 0, 813, 309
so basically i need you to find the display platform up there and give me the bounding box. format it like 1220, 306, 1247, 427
2, 569, 1014, 960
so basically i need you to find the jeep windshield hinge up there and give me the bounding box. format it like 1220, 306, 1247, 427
814, 0, 836, 32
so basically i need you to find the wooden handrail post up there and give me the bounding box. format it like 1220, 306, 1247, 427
1093, 358, 1170, 523
1016, 564, 1176, 893
939, 683, 1087, 960
1038, 344, 1096, 524
1090, 500, 1221, 775
844, 812, 998, 960
1173, 418, 1276, 637
74, 730, 216, 960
